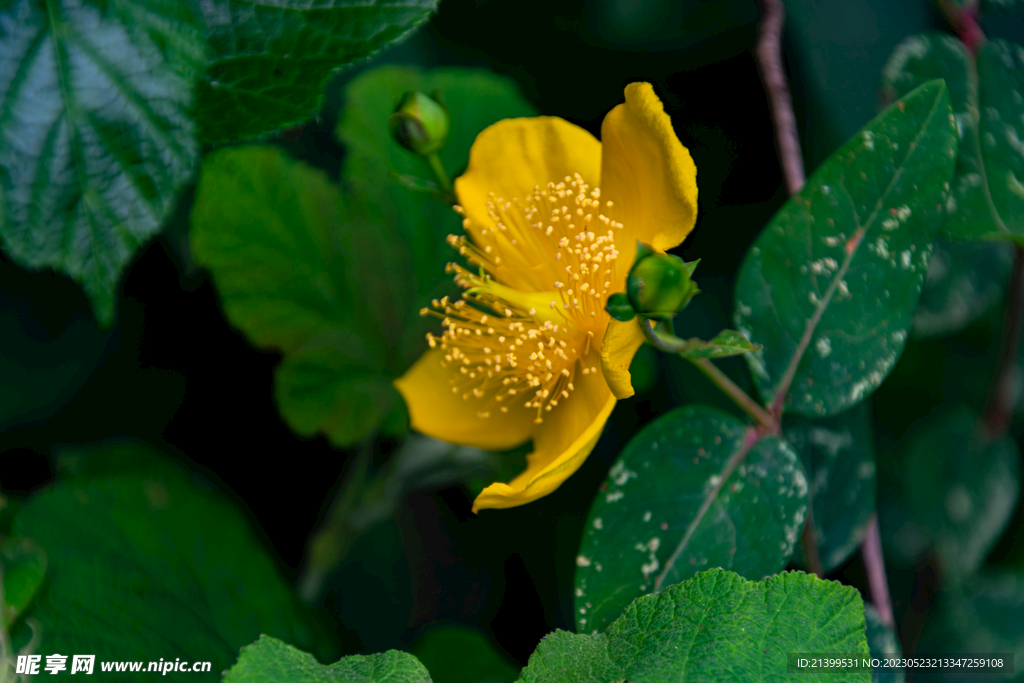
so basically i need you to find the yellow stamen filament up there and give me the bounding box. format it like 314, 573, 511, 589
423, 173, 623, 423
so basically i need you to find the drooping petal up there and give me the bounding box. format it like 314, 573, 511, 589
395, 348, 536, 452
455, 116, 602, 231
600, 83, 698, 261
471, 356, 615, 511
599, 318, 647, 399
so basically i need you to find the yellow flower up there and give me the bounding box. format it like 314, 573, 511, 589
394, 83, 698, 512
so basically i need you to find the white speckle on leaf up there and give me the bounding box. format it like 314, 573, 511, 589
1008, 171, 1024, 200
863, 130, 875, 150
882, 217, 899, 231
576, 555, 591, 567
822, 185, 830, 194
875, 238, 890, 259
901, 250, 913, 269
643, 510, 652, 522
592, 517, 603, 530
737, 302, 752, 316
815, 336, 832, 358
609, 460, 638, 486
575, 587, 584, 597
606, 490, 624, 503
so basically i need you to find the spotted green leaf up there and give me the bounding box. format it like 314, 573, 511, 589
225, 635, 431, 683
734, 79, 958, 417
574, 406, 808, 634
865, 605, 904, 683
2, 536, 47, 630
528, 569, 868, 683
904, 408, 1020, 580
882, 34, 1024, 243
912, 238, 1013, 338
195, 0, 438, 145
9, 441, 326, 673
0, 0, 204, 324
786, 401, 876, 574
192, 68, 536, 446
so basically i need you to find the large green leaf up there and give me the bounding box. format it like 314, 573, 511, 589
904, 408, 1020, 580
191, 147, 405, 443
193, 67, 536, 446
882, 34, 1024, 242
9, 441, 324, 676
912, 238, 1013, 338
1, 535, 47, 630
225, 635, 432, 683
574, 406, 808, 634
734, 79, 958, 417
786, 402, 876, 573
526, 569, 868, 683
0, 0, 204, 324
195, 0, 438, 145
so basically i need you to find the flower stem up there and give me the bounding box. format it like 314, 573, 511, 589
862, 514, 895, 629
755, 0, 806, 195
424, 152, 456, 204
639, 318, 776, 431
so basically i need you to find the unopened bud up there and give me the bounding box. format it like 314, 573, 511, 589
388, 90, 450, 156
605, 292, 636, 322
626, 247, 700, 321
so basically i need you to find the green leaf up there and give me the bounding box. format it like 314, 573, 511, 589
410, 626, 519, 683
192, 68, 536, 446
785, 402, 877, 573
10, 441, 324, 672
734, 79, 958, 417
526, 569, 869, 683
2, 536, 47, 630
865, 605, 903, 683
191, 146, 402, 444
912, 238, 1013, 338
195, 0, 438, 145
225, 635, 432, 683
904, 408, 1020, 580
0, 0, 204, 324
574, 406, 808, 634
882, 34, 1024, 243
658, 328, 761, 359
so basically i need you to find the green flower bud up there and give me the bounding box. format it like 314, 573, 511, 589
626, 251, 700, 321
388, 90, 450, 156
605, 292, 636, 322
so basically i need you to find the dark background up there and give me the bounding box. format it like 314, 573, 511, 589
3, 0, 1024, 667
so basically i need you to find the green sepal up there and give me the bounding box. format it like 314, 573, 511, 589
605, 292, 636, 322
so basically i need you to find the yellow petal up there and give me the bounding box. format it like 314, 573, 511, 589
394, 347, 535, 451
454, 116, 601, 231
600, 83, 698, 259
599, 318, 647, 399
472, 357, 615, 511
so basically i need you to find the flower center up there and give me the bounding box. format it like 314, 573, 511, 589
422, 173, 624, 424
